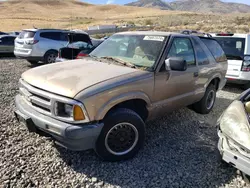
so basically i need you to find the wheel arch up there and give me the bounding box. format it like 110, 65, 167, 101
96, 92, 151, 121
44, 49, 58, 57
205, 74, 221, 91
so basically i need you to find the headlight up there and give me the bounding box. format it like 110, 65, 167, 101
54, 101, 86, 122
220, 100, 250, 150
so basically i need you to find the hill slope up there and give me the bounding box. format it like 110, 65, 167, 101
170, 0, 250, 13
126, 0, 172, 10
0, 0, 174, 31
126, 0, 250, 13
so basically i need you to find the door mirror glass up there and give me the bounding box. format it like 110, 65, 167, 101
165, 57, 187, 71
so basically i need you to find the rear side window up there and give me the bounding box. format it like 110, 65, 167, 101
40, 32, 67, 41
200, 38, 227, 62
192, 38, 210, 65
18, 31, 36, 39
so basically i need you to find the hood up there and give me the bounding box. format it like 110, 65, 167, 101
21, 59, 144, 98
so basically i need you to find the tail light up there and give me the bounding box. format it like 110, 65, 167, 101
241, 56, 250, 72
58, 51, 61, 58
216, 33, 234, 36
25, 40, 39, 45
76, 52, 88, 59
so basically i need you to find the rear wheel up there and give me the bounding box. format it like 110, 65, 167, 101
241, 172, 250, 184
44, 50, 57, 64
192, 84, 216, 114
95, 108, 145, 161
242, 82, 250, 90
27, 60, 38, 64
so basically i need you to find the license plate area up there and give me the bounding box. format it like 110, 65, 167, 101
14, 110, 37, 132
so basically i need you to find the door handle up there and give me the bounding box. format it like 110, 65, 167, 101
194, 72, 199, 77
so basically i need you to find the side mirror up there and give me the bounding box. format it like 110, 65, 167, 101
165, 57, 187, 71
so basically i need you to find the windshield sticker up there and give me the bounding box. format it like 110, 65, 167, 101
236, 41, 242, 49
143, 36, 164, 42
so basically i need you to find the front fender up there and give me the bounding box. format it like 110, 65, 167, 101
95, 91, 151, 120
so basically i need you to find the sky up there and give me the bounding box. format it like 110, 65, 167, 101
82, 0, 250, 5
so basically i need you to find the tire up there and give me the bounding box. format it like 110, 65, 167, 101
242, 82, 250, 90
43, 50, 58, 64
241, 172, 250, 184
95, 108, 145, 161
192, 84, 216, 114
27, 60, 38, 64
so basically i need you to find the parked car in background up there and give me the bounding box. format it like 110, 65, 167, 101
212, 33, 250, 89
14, 29, 70, 64
56, 33, 103, 62
0, 31, 8, 35
217, 88, 250, 183
15, 31, 227, 161
8, 31, 20, 36
0, 35, 16, 55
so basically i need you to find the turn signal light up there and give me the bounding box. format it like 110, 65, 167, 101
73, 105, 85, 121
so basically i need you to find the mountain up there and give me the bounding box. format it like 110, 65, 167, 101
170, 0, 250, 13
126, 0, 172, 10
126, 0, 250, 13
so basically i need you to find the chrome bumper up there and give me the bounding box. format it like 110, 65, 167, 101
15, 94, 104, 151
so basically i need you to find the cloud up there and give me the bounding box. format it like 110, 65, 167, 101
106, 0, 115, 4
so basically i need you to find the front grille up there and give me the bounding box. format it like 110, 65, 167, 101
19, 79, 52, 115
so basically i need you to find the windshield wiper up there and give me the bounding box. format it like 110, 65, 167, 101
100, 56, 137, 68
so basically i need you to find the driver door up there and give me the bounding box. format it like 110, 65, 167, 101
153, 37, 199, 115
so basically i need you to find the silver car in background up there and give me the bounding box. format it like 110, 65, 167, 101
14, 29, 69, 64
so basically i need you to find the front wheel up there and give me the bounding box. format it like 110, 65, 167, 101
192, 84, 216, 114
95, 108, 145, 161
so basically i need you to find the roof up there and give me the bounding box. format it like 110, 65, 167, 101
0, 35, 16, 38
211, 33, 249, 38
22, 28, 69, 32
115, 31, 179, 36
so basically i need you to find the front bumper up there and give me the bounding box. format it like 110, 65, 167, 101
14, 94, 104, 151
218, 130, 250, 175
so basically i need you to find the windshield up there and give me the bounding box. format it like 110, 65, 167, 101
90, 34, 166, 69
214, 37, 245, 60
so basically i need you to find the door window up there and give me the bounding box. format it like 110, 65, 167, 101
0, 37, 15, 45
40, 32, 62, 41
168, 37, 196, 66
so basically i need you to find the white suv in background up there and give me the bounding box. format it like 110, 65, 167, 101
14, 29, 69, 64
211, 33, 250, 89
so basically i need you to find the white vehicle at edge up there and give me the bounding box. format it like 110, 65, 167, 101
211, 33, 250, 89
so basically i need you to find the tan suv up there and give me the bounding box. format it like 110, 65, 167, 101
14, 31, 227, 161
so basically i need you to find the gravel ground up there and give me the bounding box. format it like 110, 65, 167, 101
1, 58, 250, 188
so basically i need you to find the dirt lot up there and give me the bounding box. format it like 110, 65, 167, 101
0, 58, 250, 188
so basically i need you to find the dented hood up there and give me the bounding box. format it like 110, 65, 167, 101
21, 59, 142, 98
